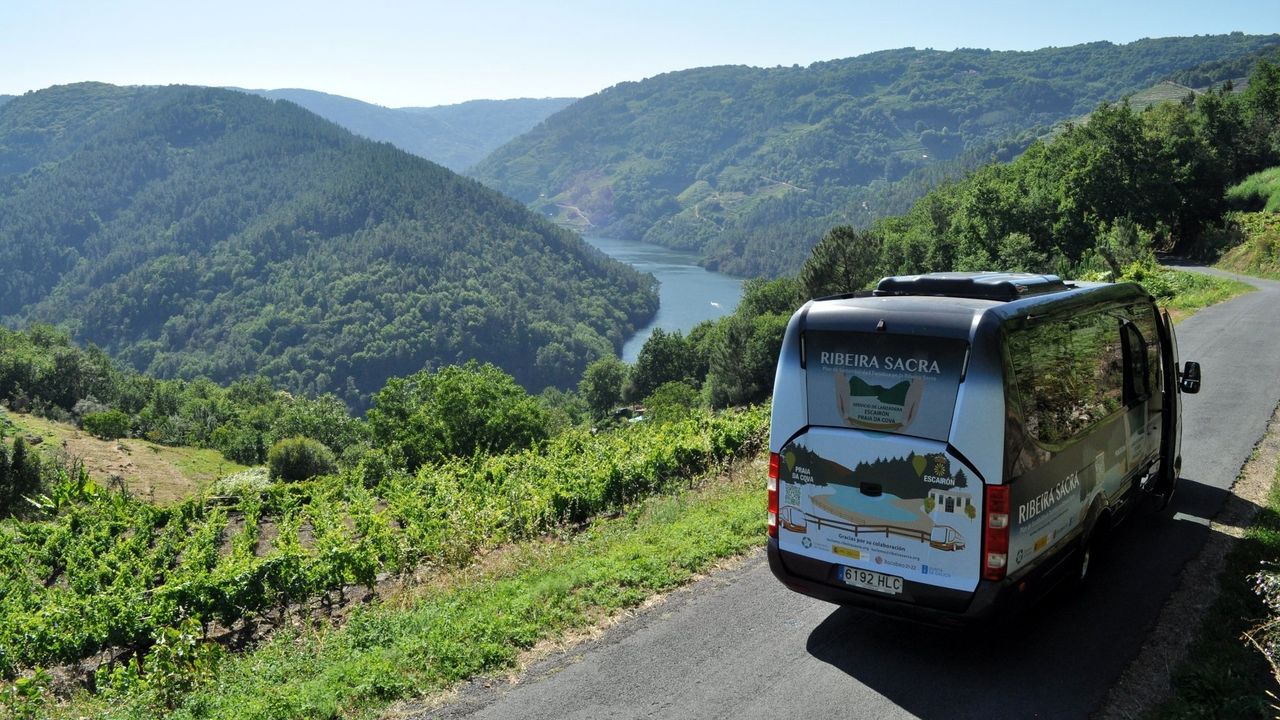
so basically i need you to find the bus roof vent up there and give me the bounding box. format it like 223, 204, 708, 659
872, 272, 1070, 301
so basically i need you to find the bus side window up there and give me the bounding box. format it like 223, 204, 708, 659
1006, 309, 1126, 449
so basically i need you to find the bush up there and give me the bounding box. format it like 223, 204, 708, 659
212, 424, 265, 465
267, 436, 337, 482
367, 362, 550, 471
0, 436, 44, 514
643, 381, 701, 423
82, 409, 131, 439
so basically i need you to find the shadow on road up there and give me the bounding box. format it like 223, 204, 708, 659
804, 478, 1245, 720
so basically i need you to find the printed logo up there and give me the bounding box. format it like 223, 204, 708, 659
801, 536, 812, 549
921, 565, 929, 575
874, 556, 883, 565
833, 545, 861, 560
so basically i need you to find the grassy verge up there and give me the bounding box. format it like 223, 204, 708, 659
1117, 264, 1256, 322
56, 460, 767, 719
1145, 464, 1280, 719
1217, 212, 1280, 281
1225, 168, 1280, 213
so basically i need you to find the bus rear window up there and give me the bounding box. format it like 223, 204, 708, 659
804, 331, 968, 442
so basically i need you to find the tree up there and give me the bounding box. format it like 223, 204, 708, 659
270, 393, 366, 456
1, 437, 42, 513
643, 381, 701, 423
578, 356, 627, 422
706, 312, 789, 408
799, 226, 883, 299
626, 329, 702, 402
367, 361, 550, 471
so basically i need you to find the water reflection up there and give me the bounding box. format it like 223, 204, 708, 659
584, 236, 744, 362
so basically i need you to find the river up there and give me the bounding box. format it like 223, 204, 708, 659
584, 236, 744, 363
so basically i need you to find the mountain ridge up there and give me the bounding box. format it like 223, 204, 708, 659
0, 82, 656, 409
239, 87, 573, 171
472, 33, 1280, 277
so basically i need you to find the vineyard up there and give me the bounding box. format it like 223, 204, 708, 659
0, 406, 766, 690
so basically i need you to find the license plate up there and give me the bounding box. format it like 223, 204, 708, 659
839, 566, 903, 595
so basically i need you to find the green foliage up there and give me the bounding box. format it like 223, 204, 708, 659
695, 276, 800, 408
267, 436, 338, 482
114, 466, 766, 720
706, 312, 790, 408
736, 277, 804, 317
0, 84, 656, 410
799, 226, 884, 298
536, 386, 589, 435
820, 55, 1280, 284
96, 617, 223, 712
0, 404, 766, 686
1226, 166, 1280, 211
1147, 469, 1280, 719
0, 327, 368, 465
0, 667, 50, 720
1166, 43, 1280, 88
81, 408, 131, 439
367, 362, 550, 471
626, 329, 705, 402
578, 356, 628, 422
643, 382, 701, 424
474, 34, 1280, 277
0, 437, 43, 516
1217, 211, 1280, 279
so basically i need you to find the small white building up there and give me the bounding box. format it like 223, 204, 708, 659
928, 488, 973, 515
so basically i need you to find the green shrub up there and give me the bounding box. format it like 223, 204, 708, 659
643, 381, 701, 423
1, 668, 50, 720
0, 437, 43, 514
212, 424, 265, 464
267, 436, 337, 482
82, 409, 132, 439
367, 362, 550, 471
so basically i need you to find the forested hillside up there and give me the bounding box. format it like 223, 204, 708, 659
472, 33, 1280, 277
244, 88, 573, 170
1167, 42, 1280, 87
0, 83, 657, 409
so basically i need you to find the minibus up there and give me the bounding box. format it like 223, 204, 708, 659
766, 272, 1201, 622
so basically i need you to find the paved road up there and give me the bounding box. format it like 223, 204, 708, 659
424, 271, 1280, 720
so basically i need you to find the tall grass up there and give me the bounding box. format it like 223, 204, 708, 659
1226, 167, 1280, 212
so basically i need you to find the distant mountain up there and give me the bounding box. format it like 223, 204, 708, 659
401, 97, 578, 167
472, 33, 1280, 277
241, 88, 573, 170
0, 83, 656, 409
0, 95, 12, 109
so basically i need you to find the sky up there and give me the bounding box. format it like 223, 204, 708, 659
1, 0, 1276, 108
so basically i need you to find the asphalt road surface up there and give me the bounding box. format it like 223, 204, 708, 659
424, 270, 1280, 720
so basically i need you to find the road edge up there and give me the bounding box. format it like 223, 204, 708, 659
1093, 398, 1280, 719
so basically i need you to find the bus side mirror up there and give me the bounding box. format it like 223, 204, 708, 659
1180, 361, 1201, 394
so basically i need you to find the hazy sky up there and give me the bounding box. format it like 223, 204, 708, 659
2, 0, 1275, 108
